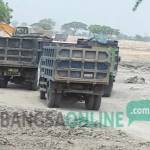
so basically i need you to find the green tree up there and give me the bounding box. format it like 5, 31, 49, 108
88, 25, 120, 36
61, 22, 88, 35
31, 18, 55, 31
0, 0, 12, 23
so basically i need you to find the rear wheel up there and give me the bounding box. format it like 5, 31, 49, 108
47, 82, 61, 108
93, 95, 101, 110
31, 81, 38, 91
85, 95, 101, 110
40, 91, 46, 100
85, 95, 95, 110
0, 79, 8, 88
47, 86, 55, 108
54, 93, 62, 108
30, 71, 39, 91
103, 78, 114, 97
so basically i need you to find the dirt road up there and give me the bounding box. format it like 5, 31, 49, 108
0, 40, 150, 149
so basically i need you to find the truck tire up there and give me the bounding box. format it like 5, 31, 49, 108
40, 91, 46, 100
85, 95, 95, 110
30, 71, 39, 91
47, 82, 61, 108
103, 78, 114, 97
93, 95, 101, 110
31, 81, 38, 91
47, 86, 55, 108
54, 93, 62, 108
85, 95, 101, 110
0, 79, 8, 88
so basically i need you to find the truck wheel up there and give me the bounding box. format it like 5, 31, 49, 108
0, 79, 8, 88
93, 95, 101, 110
40, 91, 46, 100
103, 78, 114, 97
54, 93, 62, 108
47, 87, 55, 108
31, 81, 38, 91
85, 95, 95, 110
29, 71, 39, 91
47, 82, 62, 108
85, 95, 101, 110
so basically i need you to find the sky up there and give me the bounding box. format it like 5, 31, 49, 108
4, 0, 150, 35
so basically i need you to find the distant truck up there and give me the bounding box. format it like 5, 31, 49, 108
0, 36, 50, 90
39, 39, 119, 110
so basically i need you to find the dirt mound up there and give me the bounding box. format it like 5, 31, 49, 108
120, 62, 150, 72
0, 105, 150, 150
125, 76, 146, 84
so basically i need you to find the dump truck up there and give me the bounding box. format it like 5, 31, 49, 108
0, 35, 50, 90
39, 39, 118, 110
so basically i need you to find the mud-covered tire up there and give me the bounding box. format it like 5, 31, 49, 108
31, 81, 38, 91
93, 95, 101, 110
32, 78, 39, 91
54, 93, 62, 108
85, 95, 101, 110
47, 82, 62, 108
103, 79, 114, 97
29, 71, 39, 91
40, 91, 46, 100
85, 95, 95, 110
47, 86, 55, 108
0, 79, 8, 88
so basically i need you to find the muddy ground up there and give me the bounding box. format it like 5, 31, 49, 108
0, 40, 150, 150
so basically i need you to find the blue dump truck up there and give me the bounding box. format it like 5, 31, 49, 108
39, 39, 119, 110
0, 35, 50, 90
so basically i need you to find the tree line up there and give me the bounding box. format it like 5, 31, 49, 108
8, 18, 121, 38
1, 0, 148, 41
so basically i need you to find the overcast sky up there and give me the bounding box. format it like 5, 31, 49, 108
5, 0, 150, 35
